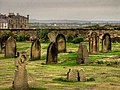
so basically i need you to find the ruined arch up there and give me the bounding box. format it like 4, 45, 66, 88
89, 32, 99, 53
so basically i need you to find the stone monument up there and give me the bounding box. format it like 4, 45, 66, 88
46, 42, 58, 64
5, 36, 16, 58
89, 32, 99, 54
30, 38, 41, 60
76, 42, 90, 64
102, 33, 111, 52
12, 52, 29, 90
56, 34, 66, 53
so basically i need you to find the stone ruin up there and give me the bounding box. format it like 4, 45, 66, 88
30, 38, 41, 60
76, 42, 90, 64
102, 33, 111, 52
12, 52, 29, 90
56, 34, 66, 53
46, 42, 58, 64
5, 36, 16, 58
67, 68, 86, 82
89, 32, 99, 54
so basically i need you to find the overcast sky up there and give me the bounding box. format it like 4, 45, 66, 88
0, 0, 120, 21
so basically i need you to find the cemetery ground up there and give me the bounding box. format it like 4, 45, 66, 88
0, 41, 120, 90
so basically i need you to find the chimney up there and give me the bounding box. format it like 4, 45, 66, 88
27, 15, 29, 20
17, 13, 19, 16
9, 13, 14, 15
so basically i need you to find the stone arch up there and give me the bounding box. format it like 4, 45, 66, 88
102, 33, 111, 52
56, 34, 66, 53
46, 42, 58, 64
89, 32, 99, 54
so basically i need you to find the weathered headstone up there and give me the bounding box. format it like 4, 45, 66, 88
78, 68, 86, 82
30, 38, 41, 60
48, 32, 56, 42
89, 32, 99, 54
67, 69, 79, 81
67, 68, 86, 82
102, 33, 111, 52
12, 52, 29, 90
46, 42, 58, 64
76, 42, 90, 64
56, 34, 66, 53
0, 35, 9, 54
5, 36, 16, 58
0, 38, 2, 53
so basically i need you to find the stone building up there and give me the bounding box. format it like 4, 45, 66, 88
0, 13, 29, 29
8, 13, 29, 29
0, 14, 8, 29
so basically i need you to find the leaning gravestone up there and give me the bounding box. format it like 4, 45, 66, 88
67, 69, 79, 81
56, 34, 66, 53
102, 33, 111, 52
30, 38, 41, 60
76, 42, 90, 64
67, 68, 86, 82
46, 42, 58, 64
5, 36, 16, 58
12, 52, 29, 90
89, 32, 99, 54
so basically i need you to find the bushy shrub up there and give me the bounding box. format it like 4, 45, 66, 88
53, 77, 71, 82
72, 36, 83, 44
36, 29, 49, 41
111, 37, 120, 43
16, 34, 26, 41
87, 77, 95, 81
66, 34, 73, 43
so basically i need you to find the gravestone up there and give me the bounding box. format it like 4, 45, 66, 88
102, 33, 111, 52
76, 42, 90, 64
46, 42, 58, 64
30, 38, 41, 60
56, 34, 66, 53
0, 38, 2, 53
0, 35, 9, 54
5, 36, 16, 58
48, 32, 56, 42
67, 68, 86, 82
89, 32, 99, 54
12, 52, 29, 90
78, 68, 86, 82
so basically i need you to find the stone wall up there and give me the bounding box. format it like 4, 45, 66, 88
0, 29, 120, 40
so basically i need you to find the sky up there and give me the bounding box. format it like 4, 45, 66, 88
0, 0, 120, 21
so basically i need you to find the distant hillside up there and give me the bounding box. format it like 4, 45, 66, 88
29, 19, 120, 24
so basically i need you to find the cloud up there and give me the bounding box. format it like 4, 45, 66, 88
0, 0, 120, 20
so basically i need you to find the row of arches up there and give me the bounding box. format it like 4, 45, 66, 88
89, 32, 111, 53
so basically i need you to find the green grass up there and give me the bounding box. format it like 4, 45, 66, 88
0, 41, 120, 90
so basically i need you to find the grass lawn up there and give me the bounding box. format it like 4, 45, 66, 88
0, 41, 120, 90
